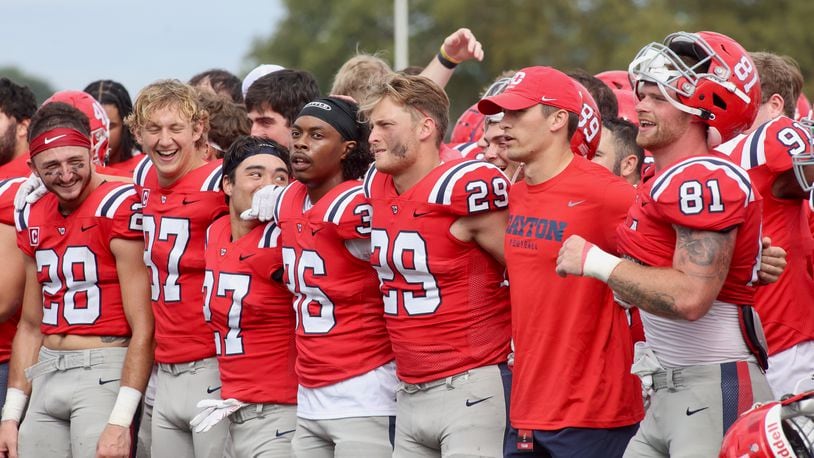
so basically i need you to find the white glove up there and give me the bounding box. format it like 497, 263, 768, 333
239, 185, 283, 222
14, 175, 47, 211
189, 398, 246, 433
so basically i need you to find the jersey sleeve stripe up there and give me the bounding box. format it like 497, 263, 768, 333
133, 155, 153, 186
651, 157, 754, 205
0, 177, 26, 198
324, 186, 362, 224
273, 184, 294, 223
15, 203, 30, 231
362, 165, 377, 199
745, 121, 771, 169
429, 160, 486, 205
96, 185, 137, 218
260, 221, 280, 248
202, 165, 223, 192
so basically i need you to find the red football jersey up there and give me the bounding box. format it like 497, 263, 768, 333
363, 159, 511, 384
275, 180, 393, 388
719, 116, 814, 354
505, 157, 642, 430
109, 153, 146, 176
15, 182, 142, 336
0, 154, 31, 179
203, 216, 297, 403
617, 154, 763, 306
0, 178, 25, 363
133, 157, 228, 363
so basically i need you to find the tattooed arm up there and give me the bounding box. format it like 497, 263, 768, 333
607, 225, 736, 321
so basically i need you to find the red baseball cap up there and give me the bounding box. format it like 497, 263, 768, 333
478, 66, 583, 116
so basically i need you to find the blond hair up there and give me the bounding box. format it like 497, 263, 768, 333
331, 53, 394, 103
126, 79, 209, 150
360, 74, 449, 147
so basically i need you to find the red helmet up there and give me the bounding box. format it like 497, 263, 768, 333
596, 70, 633, 91
43, 90, 110, 165
614, 88, 639, 123
629, 31, 761, 143
570, 80, 601, 160
796, 93, 812, 122
450, 103, 485, 144
720, 391, 814, 457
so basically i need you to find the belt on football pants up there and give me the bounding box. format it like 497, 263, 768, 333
157, 356, 217, 376
398, 370, 471, 394
25, 347, 123, 381
230, 402, 287, 424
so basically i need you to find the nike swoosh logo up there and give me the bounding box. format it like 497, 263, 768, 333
81, 224, 97, 232
465, 396, 493, 407
98, 377, 120, 385
567, 200, 585, 207
412, 210, 432, 217
540, 96, 557, 102
182, 198, 200, 205
239, 253, 255, 261
310, 228, 323, 236
206, 385, 221, 394
43, 134, 67, 144
275, 429, 295, 437
686, 407, 709, 416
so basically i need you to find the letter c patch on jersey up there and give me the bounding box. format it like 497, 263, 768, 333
28, 227, 39, 246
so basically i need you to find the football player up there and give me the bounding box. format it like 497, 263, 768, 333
195, 136, 297, 456
361, 74, 511, 457
0, 102, 152, 458
557, 31, 774, 456
126, 79, 229, 458
276, 97, 396, 456
245, 69, 319, 147
480, 66, 642, 457
716, 52, 814, 398
592, 117, 645, 187
0, 78, 36, 411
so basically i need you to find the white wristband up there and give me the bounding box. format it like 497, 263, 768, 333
108, 386, 142, 428
1, 388, 28, 422
583, 244, 623, 282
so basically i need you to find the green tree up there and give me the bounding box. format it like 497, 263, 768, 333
0, 67, 56, 105
247, 0, 814, 125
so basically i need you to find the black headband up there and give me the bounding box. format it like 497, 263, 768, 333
223, 142, 287, 178
297, 97, 363, 141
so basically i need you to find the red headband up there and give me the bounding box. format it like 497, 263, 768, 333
29, 127, 91, 159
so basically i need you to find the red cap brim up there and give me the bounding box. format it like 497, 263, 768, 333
477, 93, 537, 115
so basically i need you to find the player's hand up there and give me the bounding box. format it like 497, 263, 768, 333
757, 236, 786, 285
0, 420, 20, 458
95, 424, 130, 458
189, 398, 245, 433
441, 28, 484, 64
556, 235, 588, 277
240, 185, 283, 222
13, 175, 47, 212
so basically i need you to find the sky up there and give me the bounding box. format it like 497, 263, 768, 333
1, 0, 284, 95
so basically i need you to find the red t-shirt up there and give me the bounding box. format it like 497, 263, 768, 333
364, 159, 511, 384
203, 216, 297, 403
505, 156, 642, 430
133, 157, 228, 363
718, 116, 814, 354
275, 180, 393, 388
617, 153, 763, 305
16, 182, 142, 336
